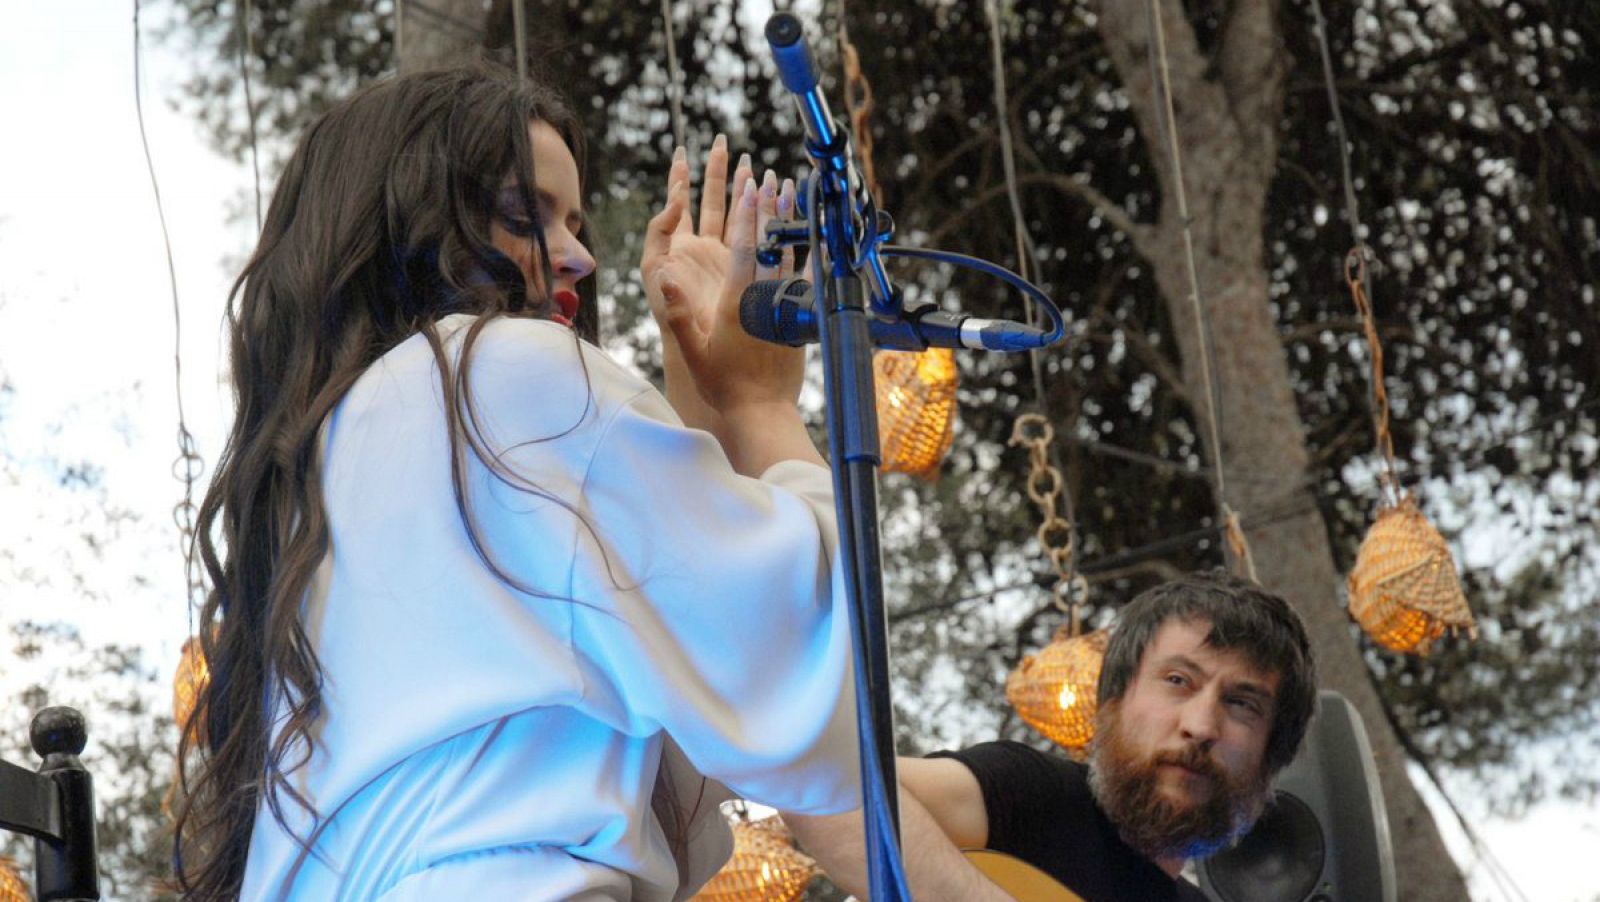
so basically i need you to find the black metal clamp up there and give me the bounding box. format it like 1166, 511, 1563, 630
0, 707, 100, 901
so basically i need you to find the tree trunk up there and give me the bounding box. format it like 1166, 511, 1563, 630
1090, 1, 1470, 899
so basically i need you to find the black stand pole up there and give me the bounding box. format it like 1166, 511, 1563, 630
760, 17, 1069, 895
0, 707, 101, 901
809, 175, 910, 900
765, 10, 913, 896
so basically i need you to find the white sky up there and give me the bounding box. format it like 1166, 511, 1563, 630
0, 3, 1594, 900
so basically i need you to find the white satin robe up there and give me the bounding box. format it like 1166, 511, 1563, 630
239, 315, 860, 900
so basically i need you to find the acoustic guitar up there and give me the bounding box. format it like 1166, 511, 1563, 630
964, 849, 1087, 902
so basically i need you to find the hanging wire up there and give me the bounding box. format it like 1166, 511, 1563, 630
659, 0, 687, 149
1307, 0, 1366, 245
511, 0, 528, 84
984, 0, 1085, 605
983, 0, 1046, 396
1308, 0, 1407, 510
395, 0, 405, 66
1144, 0, 1257, 581
239, 0, 262, 231
134, 0, 206, 623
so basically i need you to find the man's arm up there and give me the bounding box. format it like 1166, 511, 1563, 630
783, 756, 1010, 901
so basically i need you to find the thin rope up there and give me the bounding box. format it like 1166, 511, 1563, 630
511, 0, 528, 83
239, 0, 262, 230
134, 0, 205, 623
1145, 0, 1256, 581
395, 0, 404, 65
659, 0, 686, 149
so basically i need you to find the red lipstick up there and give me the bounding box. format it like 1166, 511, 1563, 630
553, 289, 580, 327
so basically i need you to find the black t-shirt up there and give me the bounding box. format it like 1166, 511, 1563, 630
929, 741, 1208, 902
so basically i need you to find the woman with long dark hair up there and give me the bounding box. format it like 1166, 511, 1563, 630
173, 60, 858, 900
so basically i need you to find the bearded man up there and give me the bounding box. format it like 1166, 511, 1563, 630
785, 571, 1318, 902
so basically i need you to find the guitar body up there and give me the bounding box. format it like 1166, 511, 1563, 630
963, 849, 1088, 902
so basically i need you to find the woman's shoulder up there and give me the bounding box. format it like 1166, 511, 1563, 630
436, 313, 653, 399
340, 313, 665, 447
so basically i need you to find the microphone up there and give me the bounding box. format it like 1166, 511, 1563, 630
740, 278, 1051, 352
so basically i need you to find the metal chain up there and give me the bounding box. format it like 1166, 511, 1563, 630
837, 0, 881, 204
1010, 414, 1090, 630
135, 0, 207, 621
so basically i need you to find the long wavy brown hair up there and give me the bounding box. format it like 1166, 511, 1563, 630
170, 59, 634, 898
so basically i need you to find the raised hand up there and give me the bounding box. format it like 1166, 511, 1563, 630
640, 137, 801, 417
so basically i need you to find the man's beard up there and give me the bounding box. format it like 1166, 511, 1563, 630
1087, 701, 1272, 862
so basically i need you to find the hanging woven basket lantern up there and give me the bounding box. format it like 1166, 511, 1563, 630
173, 634, 211, 739
1007, 621, 1110, 761
0, 856, 27, 902
875, 348, 958, 480
1347, 496, 1477, 655
691, 815, 817, 902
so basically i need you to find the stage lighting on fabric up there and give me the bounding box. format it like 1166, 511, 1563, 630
874, 348, 958, 479
1347, 497, 1476, 655
1005, 625, 1109, 761
691, 816, 816, 902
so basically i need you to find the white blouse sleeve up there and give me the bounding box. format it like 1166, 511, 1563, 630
458, 318, 861, 816
565, 383, 862, 816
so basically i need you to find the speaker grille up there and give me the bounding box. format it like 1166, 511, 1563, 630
1206, 791, 1325, 902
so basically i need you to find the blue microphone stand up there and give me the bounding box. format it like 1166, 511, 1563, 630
765, 13, 913, 902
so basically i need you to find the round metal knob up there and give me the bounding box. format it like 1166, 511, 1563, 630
30, 706, 87, 758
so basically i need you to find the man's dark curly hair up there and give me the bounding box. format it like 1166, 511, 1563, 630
1097, 571, 1318, 776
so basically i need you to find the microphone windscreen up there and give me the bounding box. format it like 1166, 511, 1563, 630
740, 278, 814, 346
739, 278, 785, 342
